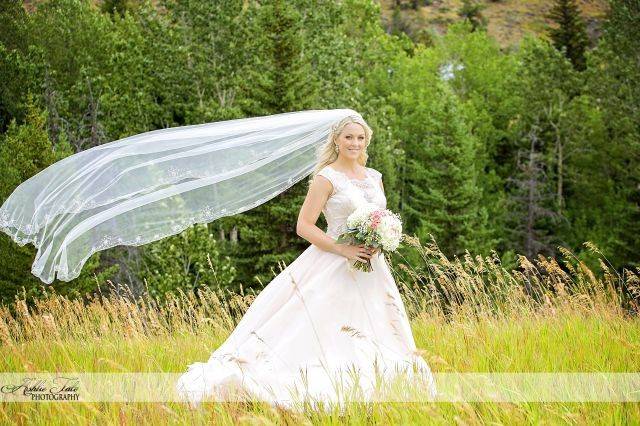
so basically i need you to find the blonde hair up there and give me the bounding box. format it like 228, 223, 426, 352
310, 114, 373, 182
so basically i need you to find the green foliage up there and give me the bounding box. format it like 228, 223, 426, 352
366, 31, 495, 258
0, 0, 636, 304
0, 96, 116, 304
101, 0, 133, 17
427, 23, 519, 255
402, 83, 492, 257
0, 42, 41, 132
546, 0, 590, 70
135, 223, 237, 298
0, 0, 28, 52
579, 0, 640, 267
159, 0, 253, 123
502, 37, 579, 258
239, 0, 318, 115
458, 0, 488, 32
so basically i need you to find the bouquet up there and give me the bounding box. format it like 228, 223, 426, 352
335, 203, 404, 272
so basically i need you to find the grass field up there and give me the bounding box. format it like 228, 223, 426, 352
1, 236, 639, 424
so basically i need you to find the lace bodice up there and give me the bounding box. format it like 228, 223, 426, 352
315, 165, 387, 239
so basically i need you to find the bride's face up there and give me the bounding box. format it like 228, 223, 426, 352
336, 123, 366, 160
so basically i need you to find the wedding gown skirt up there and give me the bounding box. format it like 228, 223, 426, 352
175, 243, 437, 410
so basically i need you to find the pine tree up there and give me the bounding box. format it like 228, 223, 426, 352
0, 0, 28, 52
402, 84, 491, 257
546, 0, 589, 70
458, 0, 488, 32
229, 0, 320, 286
0, 0, 31, 132
101, 0, 131, 17
239, 0, 318, 116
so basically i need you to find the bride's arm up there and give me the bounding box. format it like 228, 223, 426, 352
295, 175, 345, 257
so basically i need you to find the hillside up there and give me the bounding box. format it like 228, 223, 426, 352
380, 0, 610, 48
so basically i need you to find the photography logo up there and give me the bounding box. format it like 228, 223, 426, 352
1, 376, 80, 401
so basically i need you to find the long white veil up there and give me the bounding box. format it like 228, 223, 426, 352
0, 108, 361, 284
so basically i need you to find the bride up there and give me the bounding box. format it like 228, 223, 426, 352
175, 114, 437, 410
0, 107, 436, 411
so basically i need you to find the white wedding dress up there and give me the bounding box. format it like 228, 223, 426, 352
175, 165, 437, 410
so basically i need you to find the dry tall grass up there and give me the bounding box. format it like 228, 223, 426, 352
1, 236, 636, 349
0, 235, 638, 424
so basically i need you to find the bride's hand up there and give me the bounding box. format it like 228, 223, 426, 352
339, 243, 374, 263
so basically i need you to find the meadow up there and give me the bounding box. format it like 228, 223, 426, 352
1, 236, 638, 424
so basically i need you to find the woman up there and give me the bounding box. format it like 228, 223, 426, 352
0, 107, 436, 410
175, 114, 437, 410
